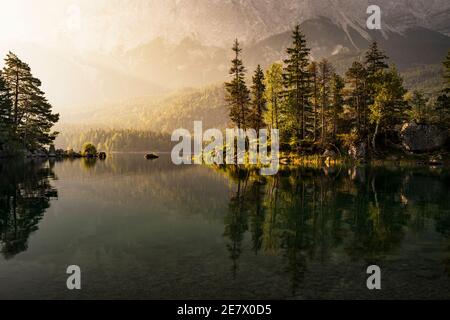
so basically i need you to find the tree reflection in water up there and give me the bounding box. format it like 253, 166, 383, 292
221, 165, 450, 294
0, 160, 58, 259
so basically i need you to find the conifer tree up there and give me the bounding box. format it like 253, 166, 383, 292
264, 63, 284, 130
0, 71, 12, 147
345, 61, 368, 136
309, 62, 319, 141
283, 25, 312, 144
436, 50, 450, 127
2, 52, 59, 150
365, 41, 389, 76
444, 50, 450, 93
318, 59, 333, 144
250, 65, 266, 132
225, 40, 251, 129
330, 73, 345, 139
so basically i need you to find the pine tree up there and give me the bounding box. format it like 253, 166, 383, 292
0, 71, 12, 147
2, 52, 59, 151
345, 61, 368, 136
330, 73, 345, 139
436, 50, 450, 127
250, 65, 266, 132
365, 41, 389, 76
318, 59, 334, 144
264, 63, 284, 130
442, 50, 450, 93
308, 62, 319, 141
225, 40, 251, 129
283, 25, 312, 144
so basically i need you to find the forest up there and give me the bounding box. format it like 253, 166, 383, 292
1, 25, 449, 160
225, 25, 450, 158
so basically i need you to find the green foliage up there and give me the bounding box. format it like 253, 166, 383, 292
0, 72, 12, 148
0, 52, 59, 152
365, 41, 389, 76
444, 50, 450, 93
264, 63, 284, 130
283, 25, 312, 144
345, 61, 369, 137
221, 30, 450, 156
249, 65, 266, 131
405, 90, 429, 123
81, 143, 97, 156
368, 67, 407, 150
225, 39, 251, 129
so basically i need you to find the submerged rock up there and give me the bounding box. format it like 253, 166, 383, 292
401, 122, 447, 153
145, 153, 159, 160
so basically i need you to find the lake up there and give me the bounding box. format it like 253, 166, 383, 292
1, 154, 450, 299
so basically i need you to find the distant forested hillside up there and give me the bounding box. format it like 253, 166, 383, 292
55, 128, 174, 152
58, 63, 444, 140
61, 84, 229, 133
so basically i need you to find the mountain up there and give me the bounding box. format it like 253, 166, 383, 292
4, 0, 448, 110
80, 0, 450, 48
121, 16, 450, 90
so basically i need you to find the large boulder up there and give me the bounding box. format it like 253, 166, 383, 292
401, 122, 447, 153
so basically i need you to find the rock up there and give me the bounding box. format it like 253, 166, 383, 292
145, 153, 159, 160
401, 122, 447, 153
348, 142, 367, 161
65, 149, 82, 158
55, 149, 65, 158
429, 154, 444, 166
98, 152, 107, 160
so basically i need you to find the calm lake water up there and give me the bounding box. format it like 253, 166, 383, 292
1, 154, 450, 299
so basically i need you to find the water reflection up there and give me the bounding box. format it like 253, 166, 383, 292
0, 160, 58, 259
1, 156, 450, 298
221, 165, 450, 294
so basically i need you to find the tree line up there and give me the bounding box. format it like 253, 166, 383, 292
225, 25, 450, 154
56, 128, 174, 153
0, 52, 59, 155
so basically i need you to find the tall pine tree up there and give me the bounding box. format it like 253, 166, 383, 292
283, 25, 312, 145
345, 61, 368, 136
365, 41, 389, 76
331, 73, 345, 139
0, 71, 12, 148
309, 62, 319, 142
225, 40, 251, 129
318, 59, 333, 144
2, 52, 59, 151
250, 65, 266, 132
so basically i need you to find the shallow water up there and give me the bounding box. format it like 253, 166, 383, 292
1, 154, 450, 299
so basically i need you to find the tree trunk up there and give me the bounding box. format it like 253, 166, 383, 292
372, 120, 380, 151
